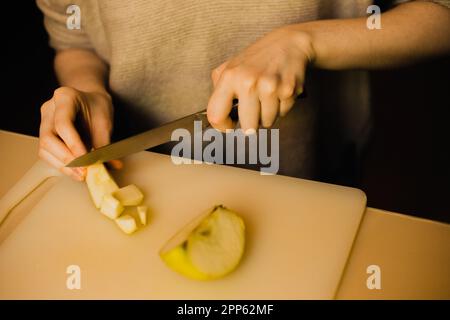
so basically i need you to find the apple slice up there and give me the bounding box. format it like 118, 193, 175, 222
160, 205, 245, 280
115, 214, 138, 235
113, 184, 144, 206
137, 206, 147, 225
85, 163, 150, 234
100, 194, 124, 219
85, 163, 119, 208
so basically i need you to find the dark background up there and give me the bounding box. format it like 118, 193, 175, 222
1, 2, 449, 223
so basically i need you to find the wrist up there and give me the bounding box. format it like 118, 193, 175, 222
285, 21, 337, 69
282, 24, 317, 66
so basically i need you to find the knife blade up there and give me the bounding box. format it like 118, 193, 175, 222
66, 109, 210, 167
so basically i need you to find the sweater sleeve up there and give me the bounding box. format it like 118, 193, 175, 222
36, 0, 93, 50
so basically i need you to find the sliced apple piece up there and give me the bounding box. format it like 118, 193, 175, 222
100, 194, 124, 219
85, 163, 119, 208
160, 205, 245, 280
115, 214, 137, 235
137, 206, 147, 225
113, 184, 144, 206
85, 163, 149, 234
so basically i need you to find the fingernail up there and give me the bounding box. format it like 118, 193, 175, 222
245, 128, 256, 135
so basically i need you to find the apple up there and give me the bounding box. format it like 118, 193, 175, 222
85, 163, 119, 208
85, 163, 149, 235
100, 194, 124, 219
137, 206, 147, 225
113, 184, 144, 206
115, 214, 138, 235
160, 205, 245, 280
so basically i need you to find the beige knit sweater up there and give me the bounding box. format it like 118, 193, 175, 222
36, 0, 449, 178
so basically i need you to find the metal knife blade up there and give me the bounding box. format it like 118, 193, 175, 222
66, 110, 209, 167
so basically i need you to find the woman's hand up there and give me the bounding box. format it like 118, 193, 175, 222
207, 26, 314, 133
207, 1, 450, 133
39, 87, 120, 181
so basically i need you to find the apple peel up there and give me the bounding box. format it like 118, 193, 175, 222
160, 205, 245, 280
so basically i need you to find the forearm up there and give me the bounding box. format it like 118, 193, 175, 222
54, 48, 109, 94
292, 1, 450, 70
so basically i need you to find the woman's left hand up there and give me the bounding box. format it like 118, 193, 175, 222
207, 26, 314, 133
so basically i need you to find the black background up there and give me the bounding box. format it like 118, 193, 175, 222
0, 300, 442, 317
0, 2, 449, 223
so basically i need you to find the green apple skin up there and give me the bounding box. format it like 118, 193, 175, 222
160, 205, 245, 280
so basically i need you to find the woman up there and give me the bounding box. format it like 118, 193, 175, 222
36, 0, 450, 180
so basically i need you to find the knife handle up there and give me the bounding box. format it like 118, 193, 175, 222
230, 89, 307, 125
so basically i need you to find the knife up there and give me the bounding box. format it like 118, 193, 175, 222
66, 105, 238, 168
66, 91, 306, 168
67, 110, 206, 167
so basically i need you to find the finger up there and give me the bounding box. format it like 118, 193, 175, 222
278, 72, 300, 117
238, 91, 260, 134
278, 74, 296, 101
90, 119, 112, 150
207, 77, 235, 132
40, 100, 86, 177
279, 83, 303, 116
211, 61, 229, 88
258, 75, 280, 128
39, 100, 56, 132
53, 98, 88, 158
260, 96, 279, 128
90, 119, 123, 170
279, 96, 296, 117
40, 98, 55, 117
108, 159, 124, 170
39, 132, 78, 166
39, 148, 84, 181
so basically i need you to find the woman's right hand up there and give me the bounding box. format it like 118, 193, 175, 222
39, 86, 119, 181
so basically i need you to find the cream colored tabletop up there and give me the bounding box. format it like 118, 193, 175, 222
0, 130, 449, 299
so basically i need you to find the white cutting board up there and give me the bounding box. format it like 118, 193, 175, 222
0, 151, 366, 299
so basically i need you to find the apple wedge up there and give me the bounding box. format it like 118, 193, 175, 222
100, 194, 124, 219
113, 184, 144, 206
137, 206, 147, 225
85, 163, 119, 208
160, 205, 245, 280
85, 163, 149, 235
115, 214, 138, 235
